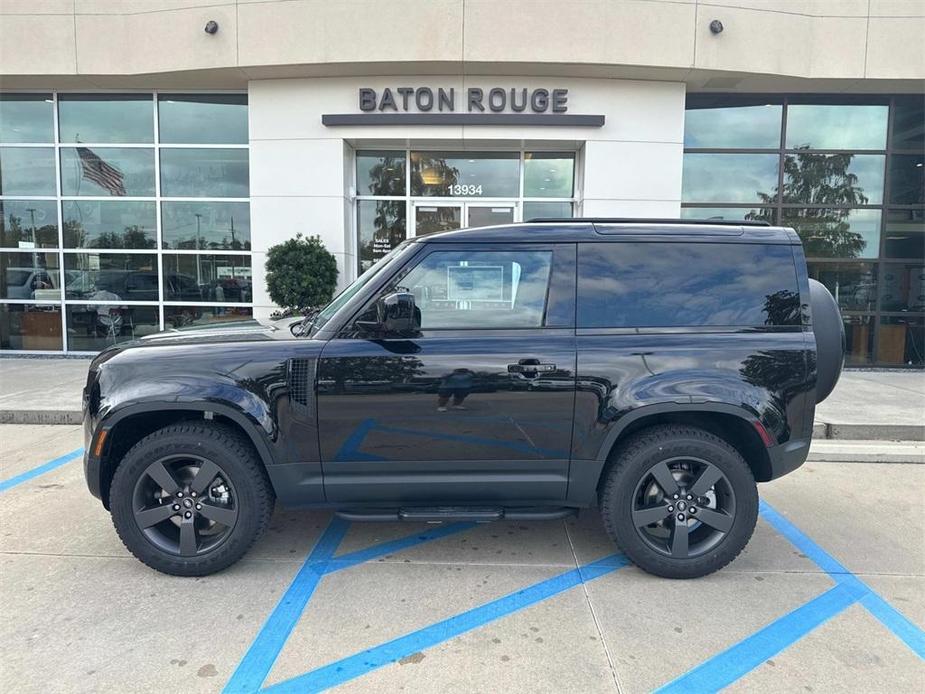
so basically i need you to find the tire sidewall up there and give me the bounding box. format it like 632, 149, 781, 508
110, 425, 270, 576
603, 430, 758, 578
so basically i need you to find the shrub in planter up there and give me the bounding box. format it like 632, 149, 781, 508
265, 234, 338, 312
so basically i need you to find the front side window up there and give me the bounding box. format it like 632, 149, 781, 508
391, 249, 553, 329
577, 242, 801, 328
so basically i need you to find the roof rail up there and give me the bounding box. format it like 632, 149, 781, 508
526, 217, 772, 227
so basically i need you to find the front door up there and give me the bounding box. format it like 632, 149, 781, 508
413, 202, 517, 237
317, 242, 577, 504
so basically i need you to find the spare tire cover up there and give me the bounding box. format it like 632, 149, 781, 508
809, 278, 845, 403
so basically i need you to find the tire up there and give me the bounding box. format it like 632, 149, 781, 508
599, 425, 758, 579
809, 278, 845, 404
109, 422, 274, 576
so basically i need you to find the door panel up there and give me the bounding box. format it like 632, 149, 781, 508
317, 332, 575, 503
467, 205, 514, 228
414, 205, 461, 236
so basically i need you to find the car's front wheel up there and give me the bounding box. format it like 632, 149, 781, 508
599, 424, 758, 579
109, 422, 274, 576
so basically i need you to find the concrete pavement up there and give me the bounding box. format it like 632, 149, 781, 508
0, 424, 923, 693
1, 357, 922, 439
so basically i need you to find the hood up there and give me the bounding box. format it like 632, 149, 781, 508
137, 319, 281, 346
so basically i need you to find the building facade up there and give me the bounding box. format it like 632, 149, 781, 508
0, 0, 922, 365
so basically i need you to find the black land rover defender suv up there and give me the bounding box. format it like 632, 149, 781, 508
82, 219, 844, 579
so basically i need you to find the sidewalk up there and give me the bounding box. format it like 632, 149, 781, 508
0, 357, 922, 441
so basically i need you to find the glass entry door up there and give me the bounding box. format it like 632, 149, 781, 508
413, 202, 516, 237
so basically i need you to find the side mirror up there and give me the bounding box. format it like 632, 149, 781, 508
357, 291, 420, 336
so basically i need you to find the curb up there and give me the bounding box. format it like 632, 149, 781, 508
0, 410, 83, 425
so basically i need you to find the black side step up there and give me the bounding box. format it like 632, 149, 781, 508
335, 507, 577, 523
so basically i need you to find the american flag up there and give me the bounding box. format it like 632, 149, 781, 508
77, 147, 126, 196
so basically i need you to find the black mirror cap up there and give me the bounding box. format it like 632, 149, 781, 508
380, 291, 420, 336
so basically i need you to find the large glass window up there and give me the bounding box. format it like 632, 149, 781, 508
577, 243, 801, 328
682, 95, 923, 367
357, 200, 406, 273
161, 202, 250, 250
60, 147, 156, 197
0, 148, 56, 196
160, 148, 249, 198
62, 201, 156, 249
410, 152, 519, 197
158, 95, 248, 145
58, 94, 154, 144
1, 200, 58, 249
0, 94, 54, 143
357, 151, 406, 196
0, 91, 250, 353
524, 153, 574, 197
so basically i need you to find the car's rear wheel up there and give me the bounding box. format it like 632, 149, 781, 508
110, 422, 273, 576
599, 425, 758, 579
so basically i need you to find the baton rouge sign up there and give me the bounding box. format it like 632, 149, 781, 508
321, 87, 605, 126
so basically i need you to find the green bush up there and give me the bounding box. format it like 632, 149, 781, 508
265, 234, 338, 310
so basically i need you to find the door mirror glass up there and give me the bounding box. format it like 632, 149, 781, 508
357, 291, 419, 335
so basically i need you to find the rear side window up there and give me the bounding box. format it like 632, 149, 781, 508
577, 242, 800, 328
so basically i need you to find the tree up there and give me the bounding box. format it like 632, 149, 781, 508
265, 234, 338, 310
749, 149, 870, 258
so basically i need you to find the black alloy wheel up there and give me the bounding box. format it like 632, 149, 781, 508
599, 424, 758, 579
631, 456, 736, 559
132, 454, 238, 557
110, 422, 274, 576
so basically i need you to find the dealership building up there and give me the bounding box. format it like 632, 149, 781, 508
0, 0, 922, 366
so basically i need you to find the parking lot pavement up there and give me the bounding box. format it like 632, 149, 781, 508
1, 424, 923, 693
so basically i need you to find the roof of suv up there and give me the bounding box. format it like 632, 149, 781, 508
419, 219, 801, 244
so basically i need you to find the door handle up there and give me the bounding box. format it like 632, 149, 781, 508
508, 362, 556, 377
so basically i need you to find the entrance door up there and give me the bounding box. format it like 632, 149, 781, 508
466, 204, 515, 228
317, 242, 577, 504
413, 202, 517, 237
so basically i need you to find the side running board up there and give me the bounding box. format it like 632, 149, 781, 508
335, 506, 577, 523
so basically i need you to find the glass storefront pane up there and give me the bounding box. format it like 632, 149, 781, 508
879, 315, 924, 366
782, 208, 881, 259
883, 208, 925, 259
415, 205, 461, 236
780, 153, 885, 205
410, 152, 519, 197
888, 153, 924, 205
807, 261, 878, 312
158, 94, 247, 145
357, 200, 406, 273
356, 151, 406, 196
161, 254, 252, 303
62, 201, 156, 249
0, 304, 62, 350
160, 149, 249, 198
891, 96, 924, 150
64, 253, 158, 301
881, 262, 925, 312
58, 94, 154, 144
162, 201, 250, 250
785, 105, 888, 150
164, 305, 253, 330
60, 147, 155, 197
1, 251, 61, 300
845, 314, 875, 365
524, 152, 575, 197
1, 200, 58, 249
523, 201, 572, 220
0, 94, 54, 143
681, 153, 779, 203
65, 304, 159, 351
0, 147, 56, 196
684, 103, 782, 148
680, 207, 775, 222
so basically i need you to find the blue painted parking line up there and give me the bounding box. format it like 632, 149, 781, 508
225, 518, 477, 693
760, 499, 925, 658
0, 447, 84, 494
656, 583, 861, 693
263, 553, 630, 694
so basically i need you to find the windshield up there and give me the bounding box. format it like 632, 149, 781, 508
310, 241, 413, 333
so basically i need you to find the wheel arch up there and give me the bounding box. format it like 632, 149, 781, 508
569, 404, 774, 506
95, 402, 275, 509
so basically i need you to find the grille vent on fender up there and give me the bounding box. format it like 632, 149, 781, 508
288, 358, 313, 407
